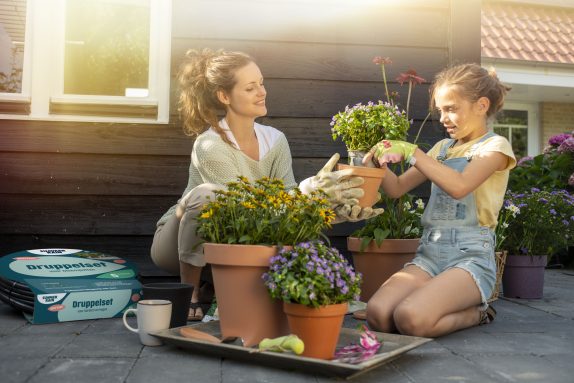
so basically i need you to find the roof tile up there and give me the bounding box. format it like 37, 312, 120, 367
482, 1, 574, 64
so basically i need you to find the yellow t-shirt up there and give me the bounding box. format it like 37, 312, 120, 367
426, 133, 516, 229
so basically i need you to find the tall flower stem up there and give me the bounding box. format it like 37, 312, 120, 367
381, 64, 391, 105
413, 111, 431, 145
405, 81, 412, 122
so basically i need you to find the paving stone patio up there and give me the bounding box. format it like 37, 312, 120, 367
1, 269, 573, 383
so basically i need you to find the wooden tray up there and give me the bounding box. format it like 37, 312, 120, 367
152, 321, 431, 379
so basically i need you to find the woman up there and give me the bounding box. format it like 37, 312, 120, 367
364, 63, 516, 337
151, 49, 379, 321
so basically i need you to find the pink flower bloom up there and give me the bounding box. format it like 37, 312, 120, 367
548, 133, 571, 147
373, 56, 392, 65
558, 137, 574, 153
569, 173, 574, 187
396, 69, 426, 86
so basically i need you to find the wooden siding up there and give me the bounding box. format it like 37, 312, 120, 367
0, 0, 481, 275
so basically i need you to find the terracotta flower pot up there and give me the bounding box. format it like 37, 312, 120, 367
502, 254, 547, 299
204, 243, 289, 347
348, 237, 419, 302
283, 301, 348, 360
336, 164, 386, 208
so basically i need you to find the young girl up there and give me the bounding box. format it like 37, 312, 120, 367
363, 63, 516, 337
151, 49, 379, 321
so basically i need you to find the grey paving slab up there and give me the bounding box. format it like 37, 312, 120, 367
127, 349, 220, 383
471, 354, 574, 383
0, 357, 49, 383
0, 334, 76, 358
221, 359, 317, 383
56, 333, 143, 358
392, 351, 505, 383
27, 358, 135, 383
0, 268, 572, 382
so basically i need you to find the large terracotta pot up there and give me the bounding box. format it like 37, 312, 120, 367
204, 243, 289, 347
502, 254, 547, 299
283, 301, 348, 360
336, 164, 386, 208
348, 237, 419, 302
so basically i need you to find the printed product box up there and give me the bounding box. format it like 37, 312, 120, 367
0, 249, 142, 324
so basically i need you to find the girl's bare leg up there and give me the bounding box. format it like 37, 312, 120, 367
366, 265, 431, 332
393, 267, 483, 337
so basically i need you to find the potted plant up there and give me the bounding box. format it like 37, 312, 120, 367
349, 193, 425, 302
332, 56, 430, 304
196, 176, 335, 346
508, 132, 574, 194
263, 240, 362, 359
499, 188, 574, 299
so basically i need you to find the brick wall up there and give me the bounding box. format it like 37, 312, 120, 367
541, 102, 574, 146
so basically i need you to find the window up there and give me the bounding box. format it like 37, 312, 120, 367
0, 0, 171, 123
493, 103, 540, 160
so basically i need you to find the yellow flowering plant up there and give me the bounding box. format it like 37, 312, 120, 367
196, 176, 336, 245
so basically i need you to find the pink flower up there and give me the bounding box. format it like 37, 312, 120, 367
396, 69, 426, 86
373, 56, 392, 65
569, 173, 574, 187
548, 133, 571, 147
558, 137, 574, 153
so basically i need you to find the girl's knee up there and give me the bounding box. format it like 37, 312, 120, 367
366, 298, 394, 333
393, 303, 432, 337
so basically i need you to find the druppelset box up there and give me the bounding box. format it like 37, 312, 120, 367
0, 249, 142, 324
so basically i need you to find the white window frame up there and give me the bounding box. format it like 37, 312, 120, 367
0, 0, 172, 123
497, 102, 541, 157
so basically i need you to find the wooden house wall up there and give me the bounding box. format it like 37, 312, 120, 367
0, 0, 481, 276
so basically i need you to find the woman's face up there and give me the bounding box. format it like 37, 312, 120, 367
434, 85, 488, 142
223, 61, 267, 119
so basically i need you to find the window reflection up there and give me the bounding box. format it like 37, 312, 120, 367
494, 110, 528, 159
64, 0, 150, 97
0, 0, 26, 93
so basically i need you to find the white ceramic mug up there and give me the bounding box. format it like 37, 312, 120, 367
122, 299, 172, 346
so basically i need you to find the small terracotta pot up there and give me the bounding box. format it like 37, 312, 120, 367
283, 301, 348, 360
336, 164, 386, 208
204, 243, 289, 347
348, 237, 419, 302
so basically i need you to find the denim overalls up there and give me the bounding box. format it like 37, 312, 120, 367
406, 132, 497, 306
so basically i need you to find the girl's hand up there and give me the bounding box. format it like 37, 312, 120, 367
364, 140, 417, 167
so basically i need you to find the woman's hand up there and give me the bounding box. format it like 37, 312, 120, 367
299, 153, 365, 206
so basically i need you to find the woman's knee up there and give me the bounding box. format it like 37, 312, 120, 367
187, 183, 221, 206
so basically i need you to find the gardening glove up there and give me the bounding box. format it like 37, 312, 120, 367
299, 153, 365, 207
333, 204, 385, 223
364, 140, 418, 167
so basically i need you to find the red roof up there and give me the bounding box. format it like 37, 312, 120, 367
482, 1, 574, 64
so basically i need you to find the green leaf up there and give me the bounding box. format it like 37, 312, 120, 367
374, 228, 390, 246
359, 236, 373, 252
238, 235, 252, 243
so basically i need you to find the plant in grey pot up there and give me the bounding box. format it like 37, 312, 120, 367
499, 188, 574, 299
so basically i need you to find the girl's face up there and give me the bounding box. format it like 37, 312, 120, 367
434, 85, 489, 142
221, 62, 267, 119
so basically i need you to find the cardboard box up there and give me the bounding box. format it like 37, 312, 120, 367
0, 249, 142, 324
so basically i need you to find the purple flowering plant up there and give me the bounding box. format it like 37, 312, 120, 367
500, 188, 574, 255
262, 240, 362, 308
509, 132, 574, 193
